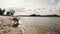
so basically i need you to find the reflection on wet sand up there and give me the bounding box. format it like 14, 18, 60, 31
19, 17, 60, 34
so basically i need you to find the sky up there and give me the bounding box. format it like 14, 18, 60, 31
0, 0, 60, 8
0, 0, 60, 15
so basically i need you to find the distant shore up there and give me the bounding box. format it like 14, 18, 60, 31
0, 15, 60, 17
18, 15, 60, 17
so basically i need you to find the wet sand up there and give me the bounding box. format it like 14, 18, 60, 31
0, 16, 60, 34
19, 17, 60, 34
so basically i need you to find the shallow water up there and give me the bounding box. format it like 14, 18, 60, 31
19, 17, 60, 34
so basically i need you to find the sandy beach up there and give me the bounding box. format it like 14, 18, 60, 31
0, 16, 60, 34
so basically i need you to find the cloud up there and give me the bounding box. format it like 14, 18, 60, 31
0, 0, 60, 8
0, 0, 60, 15
24, 0, 60, 8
